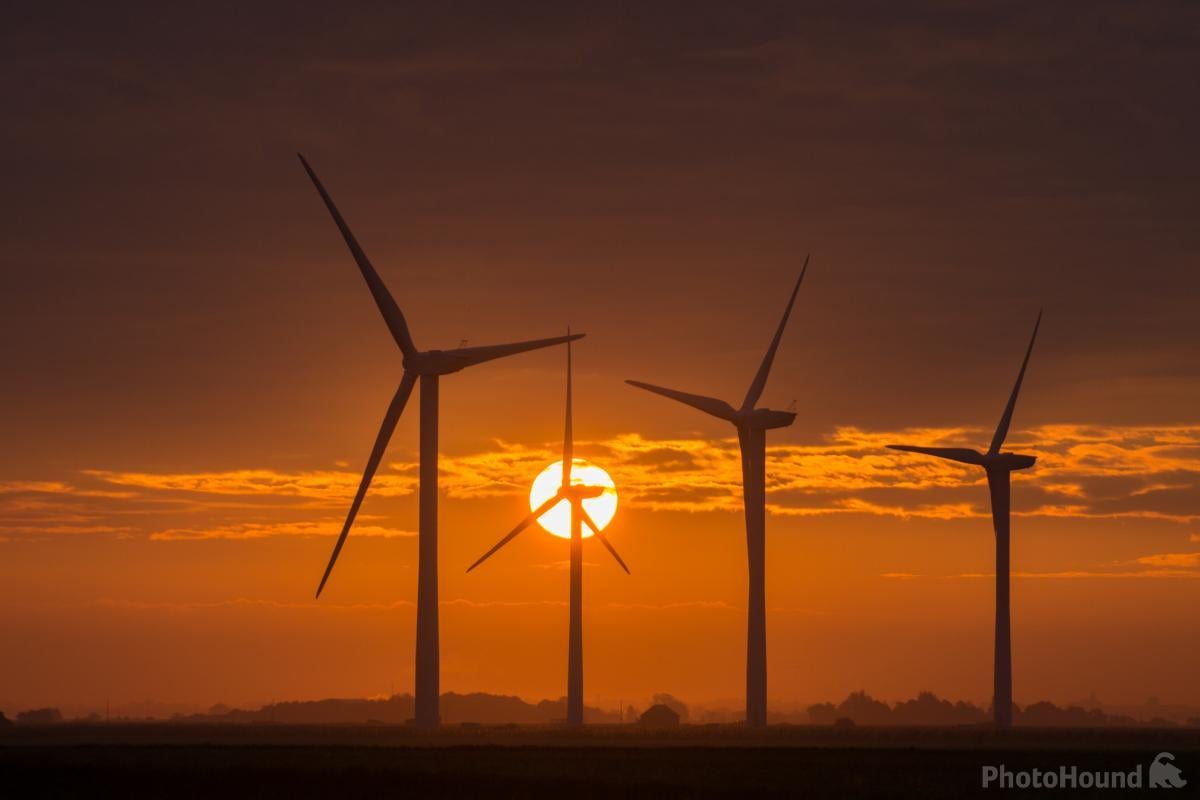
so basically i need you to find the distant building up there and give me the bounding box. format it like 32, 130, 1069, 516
638, 704, 681, 728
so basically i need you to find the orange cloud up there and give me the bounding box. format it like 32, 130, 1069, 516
85, 468, 417, 502
605, 600, 735, 611
887, 569, 1200, 580
91, 597, 564, 612
1134, 552, 1200, 568
433, 441, 559, 499
93, 597, 415, 612
0, 480, 135, 499
148, 520, 416, 541
769, 498, 981, 520
5, 423, 1200, 543
0, 524, 137, 537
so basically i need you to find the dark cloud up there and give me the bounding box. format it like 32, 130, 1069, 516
2, 2, 1198, 475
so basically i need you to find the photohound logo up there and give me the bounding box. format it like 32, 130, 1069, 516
1149, 753, 1187, 789
982, 752, 1186, 790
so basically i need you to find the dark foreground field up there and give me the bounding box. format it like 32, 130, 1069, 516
2, 724, 1196, 798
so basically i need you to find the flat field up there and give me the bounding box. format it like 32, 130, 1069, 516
2, 724, 1196, 798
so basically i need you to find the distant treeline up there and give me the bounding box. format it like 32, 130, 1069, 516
806, 691, 1195, 727
6, 692, 1199, 727
177, 692, 621, 726
3, 708, 62, 725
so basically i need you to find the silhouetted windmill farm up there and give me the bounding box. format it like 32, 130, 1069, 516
625, 257, 810, 729
468, 335, 630, 726
297, 154, 582, 729
287, 169, 1050, 732
888, 311, 1042, 729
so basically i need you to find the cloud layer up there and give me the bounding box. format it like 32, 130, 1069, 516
3, 424, 1199, 546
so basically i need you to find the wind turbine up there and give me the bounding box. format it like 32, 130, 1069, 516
887, 311, 1042, 729
297, 153, 582, 729
467, 334, 629, 727
625, 257, 810, 728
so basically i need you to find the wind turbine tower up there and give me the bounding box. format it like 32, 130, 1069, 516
468, 335, 629, 726
888, 311, 1042, 729
626, 257, 810, 728
298, 154, 582, 728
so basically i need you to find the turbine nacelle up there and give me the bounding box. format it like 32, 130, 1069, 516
403, 349, 471, 375
886, 311, 1042, 478
625, 258, 809, 436
467, 335, 630, 577
561, 484, 607, 501
298, 152, 584, 601
735, 407, 798, 430
986, 452, 1037, 471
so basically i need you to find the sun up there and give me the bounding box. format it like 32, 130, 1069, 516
529, 459, 618, 539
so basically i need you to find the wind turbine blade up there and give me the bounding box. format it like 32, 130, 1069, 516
886, 445, 985, 466
581, 509, 629, 574
466, 494, 565, 573
742, 255, 809, 410
624, 380, 737, 421
988, 310, 1042, 454
563, 330, 573, 487
452, 333, 585, 371
297, 153, 417, 357
316, 372, 417, 598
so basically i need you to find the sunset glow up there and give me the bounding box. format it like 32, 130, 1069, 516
3, 3, 1199, 737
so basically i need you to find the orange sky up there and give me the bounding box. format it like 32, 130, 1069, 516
3, 421, 1198, 713
2, 2, 1199, 715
